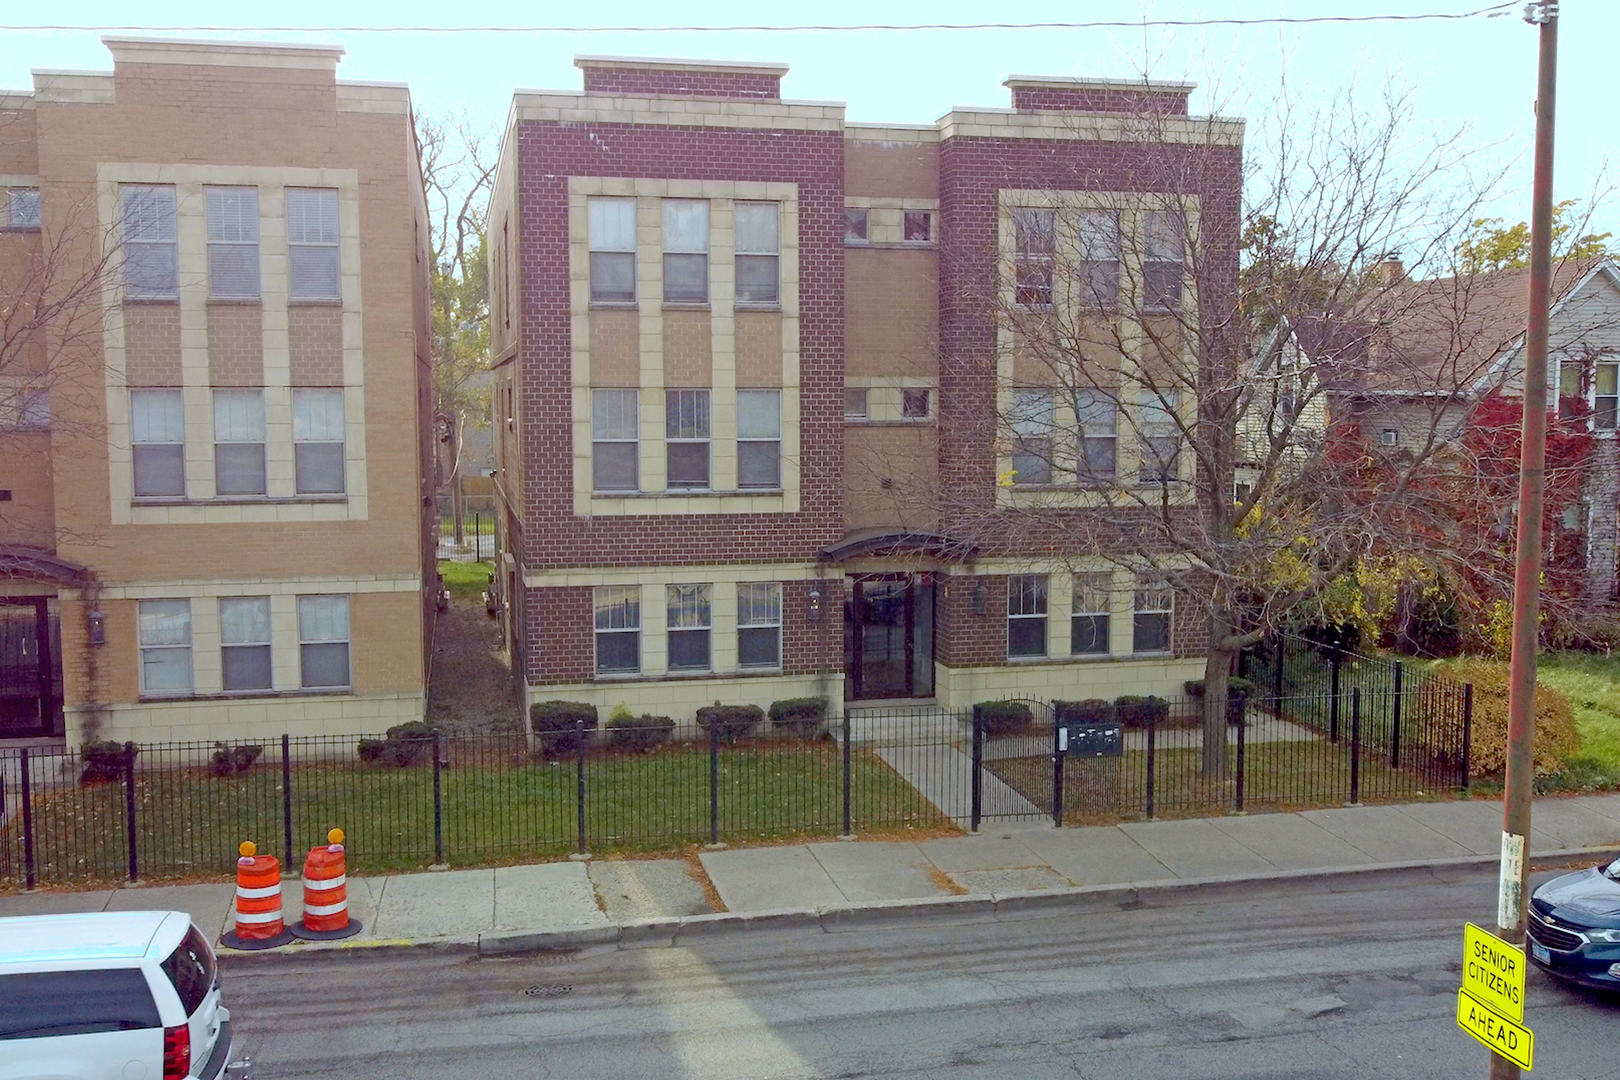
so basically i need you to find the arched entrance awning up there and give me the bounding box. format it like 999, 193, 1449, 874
819, 529, 977, 563
0, 546, 91, 586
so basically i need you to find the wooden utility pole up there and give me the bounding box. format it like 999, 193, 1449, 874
1492, 3, 1558, 1078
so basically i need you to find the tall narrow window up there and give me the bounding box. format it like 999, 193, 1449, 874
1596, 360, 1619, 430
1007, 574, 1049, 658
592, 389, 639, 491
205, 186, 260, 300
1144, 210, 1185, 310
737, 389, 781, 489
6, 188, 40, 228
1012, 208, 1055, 308
219, 597, 272, 692
1075, 390, 1118, 481
1133, 575, 1173, 653
501, 217, 512, 329
594, 586, 641, 674
666, 389, 710, 489
213, 390, 267, 496
120, 185, 178, 298
138, 599, 192, 696
734, 201, 779, 305
737, 582, 782, 668
588, 197, 636, 303
298, 595, 351, 688
130, 388, 186, 497
662, 199, 709, 304
292, 388, 345, 494
667, 584, 712, 671
844, 208, 869, 244
1138, 389, 1181, 484
1009, 388, 1055, 485
1072, 573, 1112, 655
286, 187, 341, 301
1076, 210, 1121, 309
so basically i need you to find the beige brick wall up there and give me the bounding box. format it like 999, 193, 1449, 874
286, 304, 342, 386
843, 424, 939, 531
662, 309, 713, 388
0, 431, 57, 549
846, 141, 940, 200
588, 308, 638, 386
123, 303, 184, 386
735, 310, 783, 387
845, 248, 938, 380
207, 304, 264, 386
0, 106, 39, 173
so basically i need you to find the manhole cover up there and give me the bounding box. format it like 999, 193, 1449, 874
524, 984, 573, 998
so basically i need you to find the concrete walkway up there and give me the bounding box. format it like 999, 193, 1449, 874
3, 794, 1616, 951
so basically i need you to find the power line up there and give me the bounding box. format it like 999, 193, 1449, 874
0, 6, 1520, 36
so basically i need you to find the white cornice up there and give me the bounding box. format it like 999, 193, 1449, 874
102, 36, 345, 71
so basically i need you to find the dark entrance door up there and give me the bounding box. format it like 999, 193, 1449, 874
0, 598, 61, 737
845, 574, 935, 700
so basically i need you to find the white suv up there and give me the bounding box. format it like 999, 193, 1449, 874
0, 910, 236, 1080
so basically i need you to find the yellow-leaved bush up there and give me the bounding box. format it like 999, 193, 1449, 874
1434, 659, 1579, 778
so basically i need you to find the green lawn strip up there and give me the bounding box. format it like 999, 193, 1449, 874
437, 559, 494, 602
3, 743, 947, 885
1524, 653, 1620, 791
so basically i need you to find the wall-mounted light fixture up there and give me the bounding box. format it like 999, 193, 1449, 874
88, 606, 106, 646
807, 588, 823, 622
971, 579, 988, 616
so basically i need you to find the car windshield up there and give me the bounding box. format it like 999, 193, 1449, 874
1606, 854, 1620, 882
161, 926, 216, 1017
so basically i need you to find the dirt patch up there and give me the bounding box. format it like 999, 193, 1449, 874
428, 598, 523, 734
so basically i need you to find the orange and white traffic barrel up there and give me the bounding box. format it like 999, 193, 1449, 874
221, 841, 294, 950
291, 828, 363, 940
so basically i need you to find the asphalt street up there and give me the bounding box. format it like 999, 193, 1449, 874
221, 864, 1616, 1079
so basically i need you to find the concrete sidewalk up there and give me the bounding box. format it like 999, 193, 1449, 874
3, 794, 1616, 952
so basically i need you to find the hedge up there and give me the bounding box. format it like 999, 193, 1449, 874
530, 701, 599, 757
358, 721, 438, 768
1431, 659, 1578, 778
1054, 699, 1115, 725
606, 713, 676, 753
769, 697, 828, 739
975, 700, 1033, 735
1114, 695, 1170, 729
698, 703, 765, 742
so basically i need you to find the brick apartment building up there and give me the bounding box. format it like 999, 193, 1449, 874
488, 56, 1243, 720
0, 38, 436, 744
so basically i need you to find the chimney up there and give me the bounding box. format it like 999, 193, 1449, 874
1378, 257, 1404, 285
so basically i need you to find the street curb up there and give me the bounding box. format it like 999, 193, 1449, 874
213, 844, 1616, 959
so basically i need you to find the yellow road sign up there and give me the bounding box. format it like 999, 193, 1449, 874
1456, 989, 1534, 1071
1462, 922, 1526, 1021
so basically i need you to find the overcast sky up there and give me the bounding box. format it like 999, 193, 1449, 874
3, 1, 1613, 236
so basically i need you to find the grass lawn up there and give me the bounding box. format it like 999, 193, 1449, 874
2, 738, 949, 886
1525, 652, 1620, 792
438, 559, 494, 603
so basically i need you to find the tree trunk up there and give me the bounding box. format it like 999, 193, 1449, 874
1201, 611, 1236, 778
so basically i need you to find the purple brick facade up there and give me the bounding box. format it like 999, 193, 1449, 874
1010, 86, 1190, 115
580, 67, 782, 100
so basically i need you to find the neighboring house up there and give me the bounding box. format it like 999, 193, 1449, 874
487, 56, 1242, 720
0, 38, 437, 743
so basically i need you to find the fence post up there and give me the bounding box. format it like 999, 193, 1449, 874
1349, 687, 1362, 805
432, 732, 445, 867
281, 734, 293, 870
1390, 662, 1404, 768
1328, 650, 1342, 742
1051, 721, 1065, 829
1144, 714, 1157, 820
708, 715, 721, 847
969, 706, 984, 833
840, 708, 853, 838
1272, 636, 1285, 701
20, 748, 36, 890
122, 743, 139, 883
1234, 708, 1246, 814
1460, 683, 1474, 792
574, 719, 588, 857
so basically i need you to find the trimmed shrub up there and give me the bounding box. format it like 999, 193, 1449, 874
1184, 680, 1206, 699
81, 740, 134, 783
607, 713, 675, 753
1054, 699, 1114, 725
530, 700, 599, 757
210, 743, 263, 777
1114, 695, 1170, 729
698, 703, 765, 742
358, 721, 437, 768
1431, 659, 1578, 779
975, 700, 1033, 736
769, 697, 829, 739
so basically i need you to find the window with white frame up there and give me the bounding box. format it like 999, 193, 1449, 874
662, 199, 709, 304
5, 188, 40, 229
1143, 210, 1185, 310
130, 389, 186, 497
903, 210, 932, 243
1597, 360, 1619, 430
737, 389, 781, 489
666, 389, 710, 489
205, 186, 260, 300
1137, 388, 1181, 484
1076, 209, 1121, 309
588, 196, 636, 304
734, 201, 780, 305
1009, 388, 1054, 485
844, 208, 869, 244
844, 388, 869, 419
1076, 389, 1118, 481
286, 187, 341, 301
298, 595, 351, 688
219, 596, 272, 692
1013, 208, 1055, 308
592, 389, 638, 491
1133, 574, 1173, 653
1072, 572, 1112, 655
737, 582, 782, 668
292, 389, 345, 494
138, 599, 192, 695
1007, 574, 1048, 658
213, 389, 267, 496
120, 185, 178, 299
594, 586, 640, 674
667, 584, 712, 671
